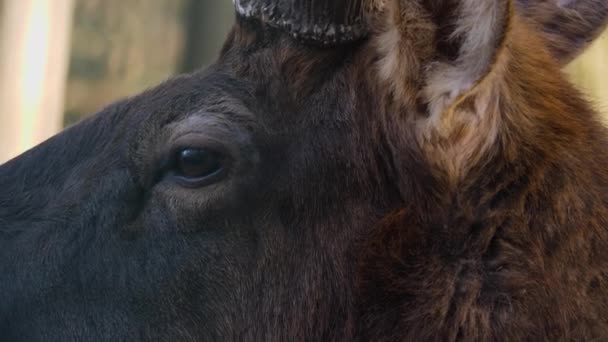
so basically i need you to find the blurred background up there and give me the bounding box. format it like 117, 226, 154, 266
0, 0, 606, 163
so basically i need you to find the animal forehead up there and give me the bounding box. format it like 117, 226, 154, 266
124, 71, 254, 131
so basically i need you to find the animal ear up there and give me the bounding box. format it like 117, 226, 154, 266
373, 0, 514, 181
516, 0, 608, 65
375, 0, 510, 117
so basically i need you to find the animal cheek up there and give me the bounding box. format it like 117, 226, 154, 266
121, 197, 177, 238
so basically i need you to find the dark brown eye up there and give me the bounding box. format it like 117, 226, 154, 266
172, 148, 225, 186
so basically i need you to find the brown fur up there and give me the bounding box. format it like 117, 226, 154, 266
356, 0, 608, 340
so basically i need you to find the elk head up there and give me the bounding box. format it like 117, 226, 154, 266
0, 0, 607, 340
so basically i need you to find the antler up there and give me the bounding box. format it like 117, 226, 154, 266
233, 0, 369, 45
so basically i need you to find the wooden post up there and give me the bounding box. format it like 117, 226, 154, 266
0, 0, 74, 163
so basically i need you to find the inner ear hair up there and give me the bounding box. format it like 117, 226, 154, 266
374, 0, 512, 183
422, 0, 510, 117
375, 0, 511, 115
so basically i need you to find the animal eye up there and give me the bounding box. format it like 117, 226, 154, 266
171, 148, 225, 187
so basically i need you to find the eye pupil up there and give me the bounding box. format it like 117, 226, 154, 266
176, 148, 222, 179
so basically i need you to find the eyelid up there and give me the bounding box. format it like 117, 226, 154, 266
172, 133, 226, 151
169, 114, 237, 149
170, 134, 234, 163
150, 114, 254, 187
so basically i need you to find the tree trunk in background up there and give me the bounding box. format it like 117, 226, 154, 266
0, 0, 74, 163
63, 0, 190, 126
63, 0, 235, 126
181, 1, 234, 72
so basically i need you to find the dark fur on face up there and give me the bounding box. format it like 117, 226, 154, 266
1, 0, 607, 340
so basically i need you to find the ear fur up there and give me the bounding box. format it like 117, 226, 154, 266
517, 0, 608, 65
373, 0, 511, 183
